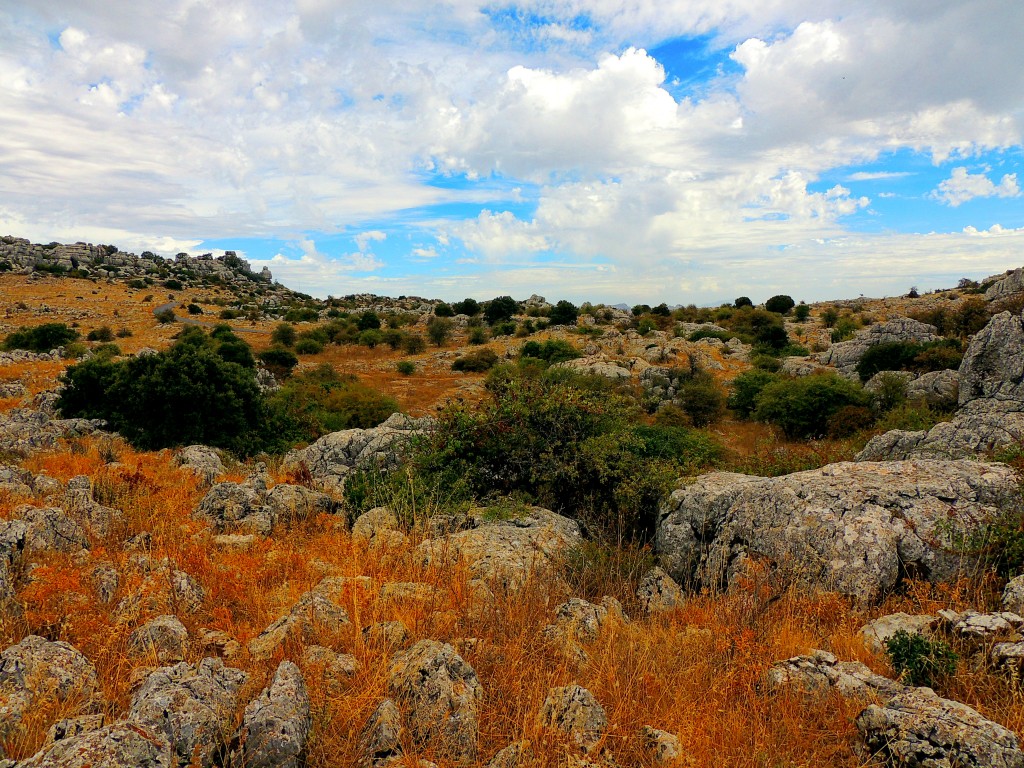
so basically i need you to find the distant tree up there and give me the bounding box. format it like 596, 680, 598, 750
357, 311, 381, 331
258, 348, 299, 380
906, 286, 920, 299
734, 296, 753, 309
154, 309, 176, 324
793, 303, 811, 322
271, 323, 296, 347
651, 303, 671, 317
453, 298, 481, 316
631, 304, 652, 316
548, 300, 579, 327
86, 326, 115, 343
434, 302, 454, 317
427, 316, 454, 346
765, 295, 795, 315
402, 334, 427, 354
484, 296, 518, 325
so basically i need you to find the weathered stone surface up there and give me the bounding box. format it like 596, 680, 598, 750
767, 650, 904, 700
359, 699, 405, 767
233, 661, 311, 768
197, 628, 241, 659
418, 508, 582, 590
281, 413, 430, 493
543, 597, 627, 664
302, 645, 360, 690
194, 480, 338, 535
175, 445, 225, 486
537, 685, 607, 752
937, 609, 1024, 641
557, 356, 632, 381
129, 658, 248, 768
363, 621, 410, 651
40, 714, 106, 750
127, 615, 189, 664
636, 567, 684, 615
352, 507, 403, 546
819, 318, 939, 378
387, 640, 483, 764
117, 563, 205, 617
640, 727, 680, 765
0, 635, 100, 736
0, 407, 106, 459
655, 460, 1019, 601
906, 369, 960, 408
1004, 575, 1024, 615
485, 741, 534, 768
265, 483, 339, 527
860, 613, 937, 655
857, 686, 1024, 768
63, 475, 122, 537
90, 563, 119, 604
19, 505, 90, 553
16, 722, 172, 768
0, 464, 35, 496
248, 591, 350, 660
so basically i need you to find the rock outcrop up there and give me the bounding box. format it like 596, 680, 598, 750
0, 407, 106, 458
655, 460, 1019, 601
232, 661, 311, 768
193, 478, 339, 536
818, 318, 939, 378
537, 685, 607, 752
248, 590, 350, 660
281, 413, 431, 494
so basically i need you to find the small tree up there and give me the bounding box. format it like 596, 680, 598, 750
734, 296, 753, 309
271, 323, 296, 347
453, 298, 481, 316
793, 303, 811, 322
427, 316, 453, 347
484, 296, 518, 325
154, 309, 176, 324
765, 295, 795, 315
549, 300, 579, 327
434, 302, 454, 317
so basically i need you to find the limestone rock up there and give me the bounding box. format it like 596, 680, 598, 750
860, 613, 937, 655
937, 609, 1024, 641
16, 722, 171, 768
352, 507, 402, 546
129, 657, 248, 768
233, 661, 311, 768
819, 318, 939, 378
640, 727, 680, 765
636, 567, 684, 614
543, 597, 627, 664
1004, 575, 1024, 615
302, 645, 361, 690
128, 615, 189, 664
857, 686, 1024, 768
363, 621, 410, 651
248, 591, 350, 660
359, 699, 405, 767
90, 563, 119, 604
766, 649, 903, 700
264, 483, 340, 526
906, 369, 960, 408
387, 640, 483, 764
0, 635, 100, 737
281, 413, 430, 494
485, 741, 533, 768
20, 505, 89, 554
63, 475, 122, 537
537, 685, 607, 753
0, 407, 106, 459
175, 445, 225, 486
194, 480, 338, 535
655, 460, 1020, 602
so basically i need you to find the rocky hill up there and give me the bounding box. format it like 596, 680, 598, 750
2, 241, 1024, 767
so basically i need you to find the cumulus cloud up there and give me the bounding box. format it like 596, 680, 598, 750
932, 167, 1021, 207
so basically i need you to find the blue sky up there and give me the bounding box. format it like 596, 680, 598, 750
1, 1, 1022, 305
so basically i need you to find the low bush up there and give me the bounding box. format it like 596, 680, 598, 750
86, 326, 115, 343
519, 338, 581, 365
396, 360, 416, 376
765, 295, 795, 315
257, 348, 299, 380
856, 340, 963, 382
885, 630, 958, 688
729, 370, 780, 418
452, 348, 499, 372
3, 323, 80, 352
753, 373, 870, 439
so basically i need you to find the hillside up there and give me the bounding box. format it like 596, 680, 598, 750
3, 239, 1024, 767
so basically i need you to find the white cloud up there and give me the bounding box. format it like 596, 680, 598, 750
354, 230, 387, 251
933, 167, 1021, 207
847, 171, 913, 181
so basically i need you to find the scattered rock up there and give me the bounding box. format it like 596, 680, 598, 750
655, 460, 1020, 602
363, 621, 410, 651
936, 609, 1024, 641
640, 727, 681, 765
63, 475, 122, 537
387, 640, 484, 764
857, 686, 1024, 768
16, 722, 172, 768
485, 741, 534, 768
906, 369, 960, 408
175, 445, 226, 486
249, 591, 350, 660
20, 505, 90, 554
0, 635, 100, 737
302, 645, 361, 689
197, 628, 242, 659
636, 567, 684, 614
1004, 575, 1024, 615
129, 657, 248, 768
766, 650, 904, 700
194, 480, 338, 535
537, 684, 607, 753
859, 613, 938, 655
352, 507, 405, 547
359, 699, 405, 767
818, 318, 939, 378
233, 661, 311, 768
128, 615, 189, 664
90, 563, 119, 604
543, 597, 628, 664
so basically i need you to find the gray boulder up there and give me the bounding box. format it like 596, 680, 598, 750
857, 686, 1024, 768
636, 567, 684, 615
859, 613, 937, 655
986, 267, 1024, 301
127, 615, 189, 664
1004, 575, 1024, 615
387, 640, 483, 764
248, 590, 350, 660
640, 727, 681, 765
537, 684, 607, 752
20, 505, 89, 554
63, 475, 122, 538
819, 318, 939, 378
906, 369, 960, 408
0, 407, 106, 459
655, 460, 1019, 602
129, 658, 248, 768
193, 480, 339, 536
766, 649, 904, 700
232, 661, 311, 768
543, 597, 628, 664
16, 722, 171, 768
175, 446, 226, 486
281, 413, 430, 493
0, 636, 101, 738
358, 699, 405, 767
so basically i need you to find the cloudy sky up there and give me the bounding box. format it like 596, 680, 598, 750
1, 1, 1022, 305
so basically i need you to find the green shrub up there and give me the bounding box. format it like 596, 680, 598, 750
164, 279, 183, 291
820, 307, 839, 328
765, 295, 795, 315
871, 372, 909, 414
357, 311, 381, 331
86, 326, 115, 343
453, 298, 481, 316
753, 373, 870, 439
402, 334, 426, 354
729, 370, 780, 418
452, 348, 499, 372
93, 343, 122, 358
3, 323, 80, 352
793, 303, 811, 322
427, 316, 453, 346
154, 308, 176, 324
688, 329, 733, 343
383, 329, 405, 350
271, 323, 297, 347
490, 320, 516, 337
187, 303, 203, 315
258, 348, 299, 380
356, 330, 382, 349
857, 340, 963, 382
830, 316, 858, 342
434, 302, 454, 317
676, 374, 726, 427
396, 360, 416, 376
885, 630, 958, 688
284, 307, 319, 322
519, 338, 581, 365
734, 296, 753, 308
468, 326, 488, 345
484, 295, 518, 325
549, 300, 579, 326
219, 309, 242, 320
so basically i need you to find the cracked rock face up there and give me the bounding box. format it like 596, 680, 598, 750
16, 722, 172, 768
233, 661, 312, 768
857, 686, 1024, 768
537, 685, 607, 753
655, 460, 1019, 602
387, 640, 483, 765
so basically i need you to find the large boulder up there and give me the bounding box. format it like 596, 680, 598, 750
19, 505, 90, 554
387, 640, 483, 764
0, 636, 101, 737
857, 686, 1024, 768
281, 413, 430, 494
818, 318, 939, 378
985, 267, 1024, 301
175, 446, 226, 486
655, 460, 1019, 602
129, 658, 248, 768
232, 661, 311, 768
0, 408, 106, 459
15, 722, 172, 768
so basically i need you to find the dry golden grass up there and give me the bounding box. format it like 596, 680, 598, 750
2, 438, 1023, 766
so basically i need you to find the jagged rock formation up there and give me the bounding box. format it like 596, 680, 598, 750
818, 317, 940, 378
0, 407, 107, 458
193, 476, 340, 536
655, 460, 1019, 602
231, 661, 312, 768
859, 309, 1024, 460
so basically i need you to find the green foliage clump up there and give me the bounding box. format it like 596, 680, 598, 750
433, 302, 454, 317
793, 303, 811, 322
427, 316, 453, 346
86, 326, 115, 343
163, 279, 183, 291
3, 323, 80, 352
765, 295, 795, 315
728, 370, 780, 418
467, 326, 489, 345
484, 295, 518, 325
295, 337, 325, 354
258, 348, 299, 380
675, 374, 726, 427
885, 630, 958, 688
734, 296, 753, 308
452, 348, 500, 372
396, 360, 416, 376
856, 340, 963, 382
519, 338, 581, 365
549, 300, 579, 326
271, 322, 297, 347
752, 373, 870, 438
688, 329, 733, 343
402, 334, 427, 354
452, 298, 481, 316
154, 308, 176, 324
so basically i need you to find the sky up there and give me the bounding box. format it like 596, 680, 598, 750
1, 1, 1022, 306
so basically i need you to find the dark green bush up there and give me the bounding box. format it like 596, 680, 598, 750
453, 298, 481, 316
357, 330, 382, 349
187, 303, 203, 315
688, 329, 733, 343
765, 295, 795, 315
885, 630, 957, 688
271, 323, 297, 347
793, 304, 811, 322
3, 323, 80, 352
164, 279, 183, 291
549, 300, 579, 326
468, 326, 488, 345
728, 370, 780, 418
856, 340, 963, 382
484, 296, 518, 325
258, 348, 299, 380
86, 326, 115, 343
357, 311, 381, 331
427, 317, 453, 346
519, 338, 581, 365
154, 308, 176, 324
396, 360, 416, 376
434, 302, 454, 317
452, 348, 499, 372
753, 373, 870, 438
676, 374, 726, 427
490, 320, 516, 337
402, 334, 426, 354
382, 329, 404, 350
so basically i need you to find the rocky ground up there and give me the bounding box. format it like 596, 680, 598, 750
3, 244, 1024, 766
